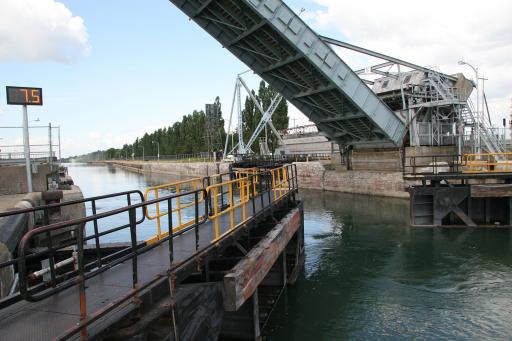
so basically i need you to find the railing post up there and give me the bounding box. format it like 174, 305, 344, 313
286, 166, 291, 198
176, 184, 182, 228
241, 179, 247, 221
194, 191, 199, 251
154, 189, 162, 240
91, 200, 102, 268
205, 176, 213, 214
250, 176, 256, 216
229, 183, 234, 229
167, 198, 174, 265
77, 218, 88, 339
42, 208, 57, 286
128, 207, 138, 289
214, 187, 219, 239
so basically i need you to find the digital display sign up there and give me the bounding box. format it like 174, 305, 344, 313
6, 86, 43, 106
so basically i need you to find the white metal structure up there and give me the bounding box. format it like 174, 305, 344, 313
223, 74, 285, 158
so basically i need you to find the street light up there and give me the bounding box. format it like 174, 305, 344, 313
152, 140, 160, 161
458, 60, 480, 152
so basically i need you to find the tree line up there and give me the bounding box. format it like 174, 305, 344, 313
70, 81, 288, 161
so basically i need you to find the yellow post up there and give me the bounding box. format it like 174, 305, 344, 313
176, 183, 182, 229
283, 167, 287, 196
276, 168, 281, 199
271, 169, 276, 201
241, 178, 246, 221
154, 189, 161, 240
214, 186, 219, 239
229, 183, 234, 229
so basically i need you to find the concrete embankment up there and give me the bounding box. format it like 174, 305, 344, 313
101, 160, 230, 177
295, 161, 409, 199
99, 160, 409, 199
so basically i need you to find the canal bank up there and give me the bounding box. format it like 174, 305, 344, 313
96, 160, 409, 199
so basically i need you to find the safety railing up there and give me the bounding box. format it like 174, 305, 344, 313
402, 154, 462, 176
270, 166, 290, 201
16, 189, 207, 338
462, 153, 512, 173
206, 174, 257, 240
144, 178, 205, 244
0, 190, 145, 307
6, 164, 298, 339
204, 164, 297, 241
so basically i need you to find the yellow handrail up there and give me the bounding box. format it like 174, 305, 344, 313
270, 166, 289, 201
144, 178, 204, 244
206, 176, 252, 241
462, 152, 512, 173
143, 165, 294, 245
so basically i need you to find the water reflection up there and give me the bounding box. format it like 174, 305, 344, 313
266, 189, 512, 340
66, 163, 193, 242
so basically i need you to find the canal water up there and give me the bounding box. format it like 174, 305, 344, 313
68, 163, 512, 340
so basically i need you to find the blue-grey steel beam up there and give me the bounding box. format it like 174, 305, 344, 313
320, 35, 458, 82
169, 0, 406, 147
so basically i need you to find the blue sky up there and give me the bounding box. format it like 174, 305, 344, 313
1, 0, 510, 157
0, 0, 328, 157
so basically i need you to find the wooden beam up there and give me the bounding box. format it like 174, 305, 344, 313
471, 184, 512, 198
223, 207, 302, 311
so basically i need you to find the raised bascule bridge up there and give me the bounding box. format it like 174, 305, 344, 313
170, 0, 512, 229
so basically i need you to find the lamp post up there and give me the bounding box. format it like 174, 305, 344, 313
152, 141, 160, 161
458, 60, 480, 152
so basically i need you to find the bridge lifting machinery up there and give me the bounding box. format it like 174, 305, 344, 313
172, 0, 504, 159
223, 72, 286, 159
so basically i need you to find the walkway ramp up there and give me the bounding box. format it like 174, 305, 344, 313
170, 0, 406, 147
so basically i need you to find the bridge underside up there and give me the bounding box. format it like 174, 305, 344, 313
170, 0, 406, 148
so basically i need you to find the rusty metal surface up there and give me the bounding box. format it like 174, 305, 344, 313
0, 191, 278, 340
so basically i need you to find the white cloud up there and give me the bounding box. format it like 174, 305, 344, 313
303, 0, 512, 124
0, 0, 90, 63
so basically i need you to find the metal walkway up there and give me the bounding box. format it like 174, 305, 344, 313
0, 165, 298, 340
169, 0, 406, 148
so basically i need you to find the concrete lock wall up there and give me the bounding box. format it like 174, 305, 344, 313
0, 163, 52, 195
276, 135, 339, 155
102, 160, 410, 199
351, 148, 402, 172
104, 160, 230, 178
294, 161, 409, 198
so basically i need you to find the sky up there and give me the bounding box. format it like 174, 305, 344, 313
0, 0, 510, 157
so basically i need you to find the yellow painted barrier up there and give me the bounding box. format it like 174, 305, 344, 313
462, 152, 512, 173
144, 165, 294, 245
144, 178, 204, 244
270, 166, 289, 201
206, 176, 252, 241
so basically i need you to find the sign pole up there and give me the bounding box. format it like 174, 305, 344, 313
48, 122, 53, 170
58, 126, 61, 161
22, 104, 33, 192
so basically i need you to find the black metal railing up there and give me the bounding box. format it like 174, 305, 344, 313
17, 189, 207, 302
1, 164, 299, 339
403, 154, 462, 176
0, 190, 145, 307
